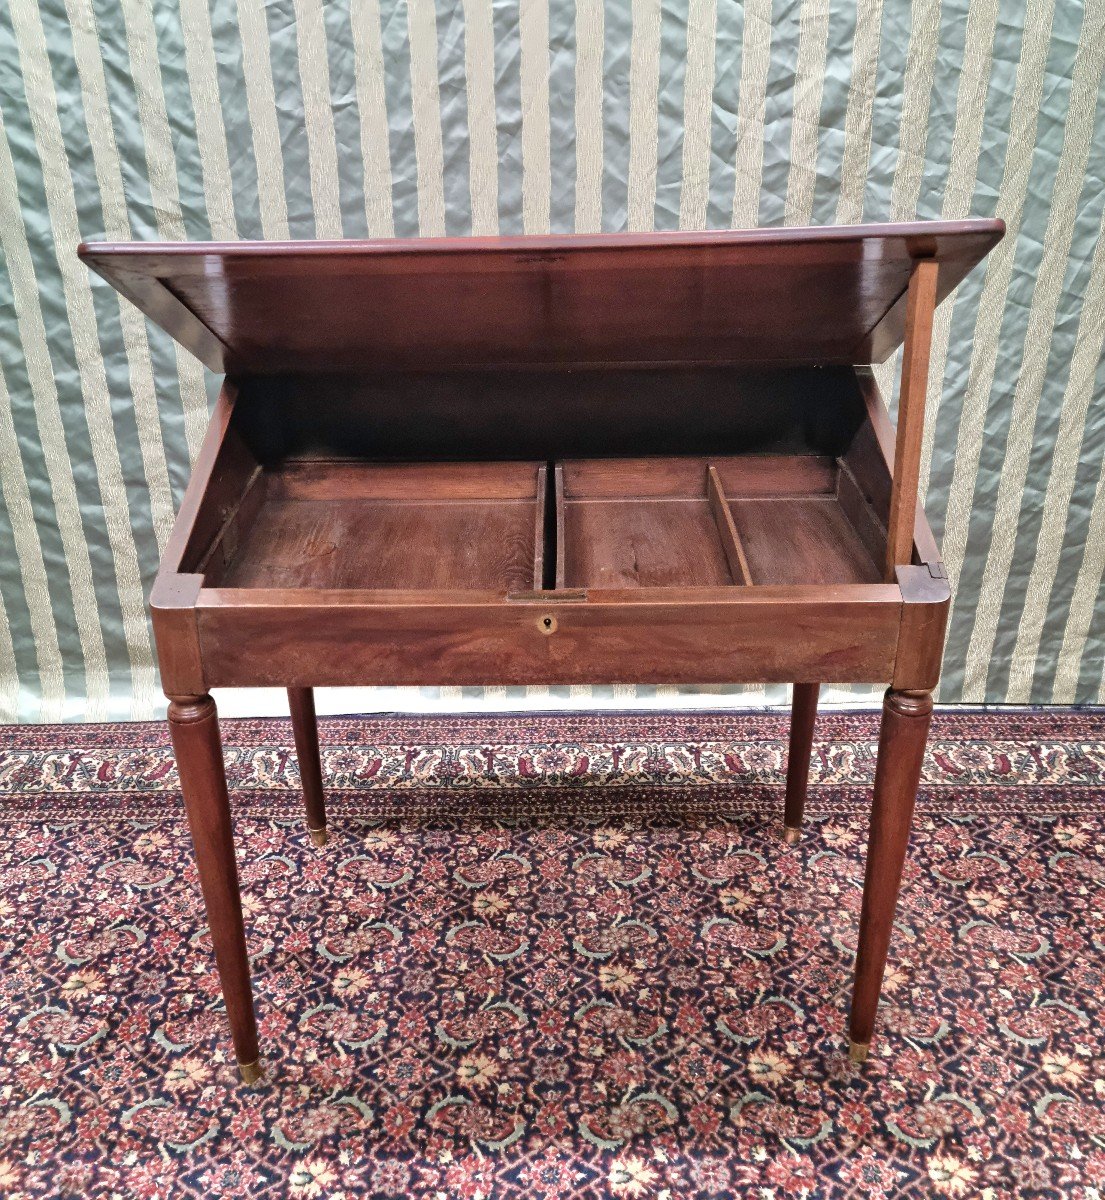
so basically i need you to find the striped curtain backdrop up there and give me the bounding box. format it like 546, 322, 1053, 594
0, 0, 1102, 722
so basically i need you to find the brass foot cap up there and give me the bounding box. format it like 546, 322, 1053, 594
848, 1040, 870, 1064
308, 826, 328, 848
782, 825, 802, 845
238, 1058, 264, 1086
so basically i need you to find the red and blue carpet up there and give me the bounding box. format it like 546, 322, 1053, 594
0, 709, 1103, 1198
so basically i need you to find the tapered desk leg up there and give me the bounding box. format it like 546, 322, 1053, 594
167, 694, 262, 1086
783, 682, 819, 843
848, 687, 932, 1063
288, 687, 327, 846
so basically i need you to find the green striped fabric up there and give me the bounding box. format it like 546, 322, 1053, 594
0, 0, 1102, 721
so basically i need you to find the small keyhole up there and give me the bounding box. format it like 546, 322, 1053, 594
540, 615, 557, 635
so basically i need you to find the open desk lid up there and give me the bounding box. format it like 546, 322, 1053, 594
80, 220, 1003, 375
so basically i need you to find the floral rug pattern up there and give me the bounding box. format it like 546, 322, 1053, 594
0, 709, 1103, 1198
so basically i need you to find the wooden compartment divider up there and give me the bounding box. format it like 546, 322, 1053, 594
706, 465, 754, 586
532, 464, 549, 590
554, 464, 566, 590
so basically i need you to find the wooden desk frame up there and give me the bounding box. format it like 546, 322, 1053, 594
81, 223, 1002, 1083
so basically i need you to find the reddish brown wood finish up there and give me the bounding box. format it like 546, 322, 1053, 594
192, 586, 903, 688
729, 496, 882, 585
848, 687, 934, 1060
783, 683, 820, 841
885, 260, 939, 580
894, 566, 952, 690
148, 381, 242, 696
167, 695, 260, 1082
288, 687, 327, 845
78, 222, 1002, 374
81, 222, 1002, 1075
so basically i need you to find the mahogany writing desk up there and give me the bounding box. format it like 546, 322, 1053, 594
81, 221, 1002, 1084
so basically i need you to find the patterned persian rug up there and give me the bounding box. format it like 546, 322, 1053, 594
0, 709, 1103, 1199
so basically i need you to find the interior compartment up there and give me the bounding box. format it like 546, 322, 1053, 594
184, 366, 891, 595
729, 496, 882, 585
557, 459, 741, 588
558, 456, 882, 589
199, 460, 547, 592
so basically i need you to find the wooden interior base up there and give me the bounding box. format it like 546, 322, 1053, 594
730, 496, 881, 585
